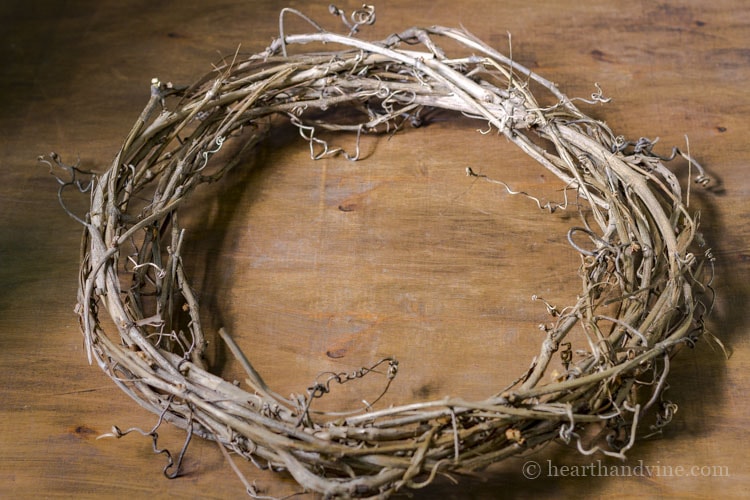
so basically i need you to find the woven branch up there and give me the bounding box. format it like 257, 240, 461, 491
54, 6, 715, 498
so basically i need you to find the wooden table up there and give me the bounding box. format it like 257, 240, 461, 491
2, 1, 748, 498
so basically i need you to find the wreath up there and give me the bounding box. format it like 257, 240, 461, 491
44, 5, 716, 498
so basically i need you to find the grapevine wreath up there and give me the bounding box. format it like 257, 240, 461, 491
50, 5, 717, 498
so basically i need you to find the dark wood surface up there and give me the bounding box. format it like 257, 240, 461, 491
1, 1, 748, 498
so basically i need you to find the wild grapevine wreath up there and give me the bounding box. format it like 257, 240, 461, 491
47, 5, 717, 498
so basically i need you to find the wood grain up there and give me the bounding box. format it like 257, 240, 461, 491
1, 1, 748, 498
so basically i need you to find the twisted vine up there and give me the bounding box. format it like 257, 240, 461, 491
49, 5, 716, 498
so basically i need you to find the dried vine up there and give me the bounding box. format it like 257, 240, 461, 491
49, 5, 716, 498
